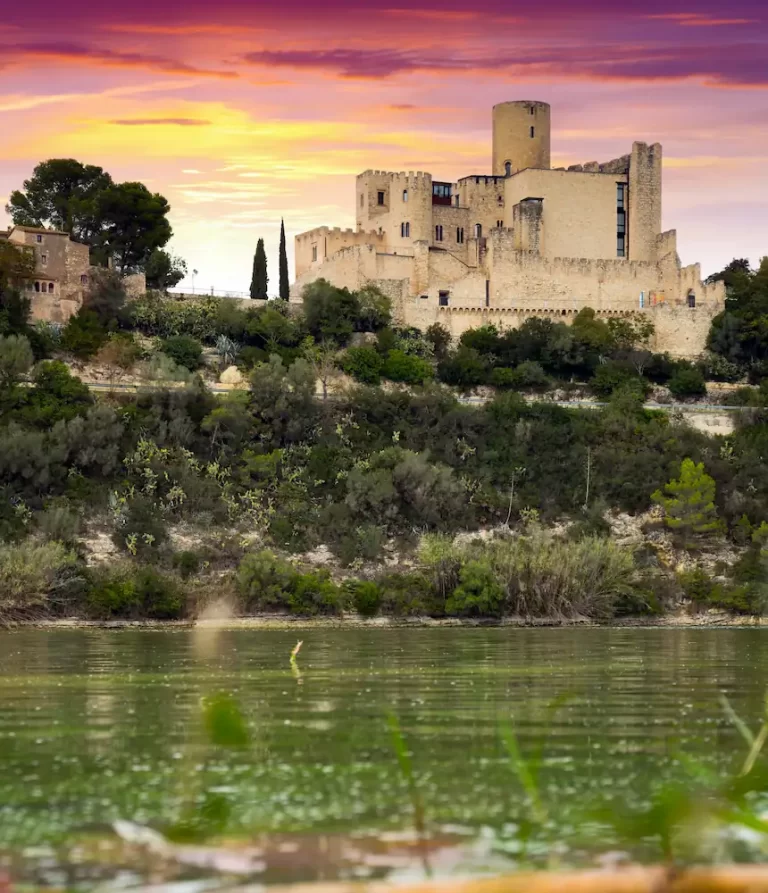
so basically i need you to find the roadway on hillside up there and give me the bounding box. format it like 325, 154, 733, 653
79, 380, 747, 413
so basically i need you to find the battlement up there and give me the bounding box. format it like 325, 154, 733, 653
358, 170, 431, 183
295, 226, 383, 242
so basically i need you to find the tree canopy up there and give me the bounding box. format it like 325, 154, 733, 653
6, 159, 175, 274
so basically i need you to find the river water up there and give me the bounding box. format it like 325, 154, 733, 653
0, 626, 766, 886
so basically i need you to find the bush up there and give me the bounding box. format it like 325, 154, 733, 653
668, 365, 706, 399
377, 571, 439, 616
112, 495, 170, 559
590, 362, 641, 398
508, 360, 549, 390
341, 346, 384, 384
0, 539, 83, 622
288, 571, 343, 615
437, 347, 488, 389
61, 309, 107, 359
677, 566, 765, 615
236, 550, 342, 615
173, 549, 202, 580
87, 566, 184, 619
383, 350, 433, 385
345, 580, 382, 617
445, 559, 505, 617
161, 335, 203, 371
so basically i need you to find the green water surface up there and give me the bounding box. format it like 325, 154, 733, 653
0, 626, 766, 884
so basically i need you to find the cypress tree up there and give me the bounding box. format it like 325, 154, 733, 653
250, 238, 268, 300
279, 218, 289, 301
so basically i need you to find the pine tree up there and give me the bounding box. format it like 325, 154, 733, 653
250, 238, 268, 300
279, 219, 289, 301
652, 458, 725, 545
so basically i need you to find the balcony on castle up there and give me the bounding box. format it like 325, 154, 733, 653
432, 181, 452, 206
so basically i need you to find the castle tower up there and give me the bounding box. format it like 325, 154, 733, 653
492, 101, 551, 177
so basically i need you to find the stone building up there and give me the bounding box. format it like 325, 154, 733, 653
0, 225, 146, 323
292, 101, 725, 357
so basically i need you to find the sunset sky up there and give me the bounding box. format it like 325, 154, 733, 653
0, 0, 766, 295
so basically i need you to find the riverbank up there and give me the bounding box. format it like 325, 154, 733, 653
14, 609, 764, 629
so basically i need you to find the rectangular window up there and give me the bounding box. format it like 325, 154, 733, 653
402, 189, 408, 202
80, 274, 88, 285
439, 291, 450, 307
617, 183, 626, 208
377, 191, 385, 206
420, 294, 428, 300
36, 234, 42, 243
617, 209, 626, 235
401, 222, 410, 238
311, 245, 318, 262
40, 253, 47, 265
435, 225, 443, 242
617, 185, 627, 256
530, 126, 535, 138
457, 227, 464, 244
529, 107, 534, 115
617, 234, 626, 258
497, 220, 503, 228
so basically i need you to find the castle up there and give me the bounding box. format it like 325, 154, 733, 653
291, 101, 725, 357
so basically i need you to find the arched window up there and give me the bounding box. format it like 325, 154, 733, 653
402, 189, 408, 203
48, 282, 54, 293
504, 161, 511, 177
687, 291, 696, 308
34, 281, 40, 292
475, 223, 482, 238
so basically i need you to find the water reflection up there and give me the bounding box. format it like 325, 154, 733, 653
0, 627, 766, 883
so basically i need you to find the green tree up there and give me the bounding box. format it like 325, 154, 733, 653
652, 458, 725, 544
5, 158, 112, 242
302, 279, 359, 344
82, 268, 127, 326
279, 218, 289, 301
0, 334, 34, 390
145, 249, 187, 291
668, 364, 706, 399
250, 238, 268, 300
94, 181, 172, 272
0, 241, 36, 291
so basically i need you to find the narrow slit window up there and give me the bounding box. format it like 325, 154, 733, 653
311, 245, 318, 262
435, 225, 443, 242
377, 191, 385, 206
530, 126, 535, 138
402, 189, 408, 202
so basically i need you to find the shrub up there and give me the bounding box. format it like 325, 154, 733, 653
237, 549, 298, 612
0, 539, 83, 623
288, 571, 343, 615
482, 533, 635, 619
490, 366, 517, 389
590, 362, 640, 398
61, 309, 107, 359
508, 360, 549, 391
377, 571, 439, 616
345, 580, 382, 617
87, 566, 184, 619
173, 550, 202, 580
161, 335, 204, 371
341, 346, 384, 384
437, 347, 488, 388
112, 495, 170, 559
383, 350, 433, 385
668, 365, 706, 399
445, 559, 505, 617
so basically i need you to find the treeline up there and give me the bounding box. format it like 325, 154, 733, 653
2, 255, 768, 623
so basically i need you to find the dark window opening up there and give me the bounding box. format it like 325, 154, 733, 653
80, 274, 88, 285
401, 222, 410, 238
504, 161, 511, 176
457, 227, 464, 244
485, 279, 490, 307
34, 281, 40, 292
36, 234, 42, 243
402, 189, 408, 202
497, 195, 503, 206
420, 294, 428, 300
432, 182, 452, 206
530, 126, 535, 138
687, 291, 696, 308
617, 209, 626, 234
377, 191, 385, 206
439, 291, 450, 307
617, 234, 626, 258
617, 183, 626, 208
497, 219, 503, 228
48, 282, 54, 293
475, 223, 482, 238
435, 225, 443, 242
